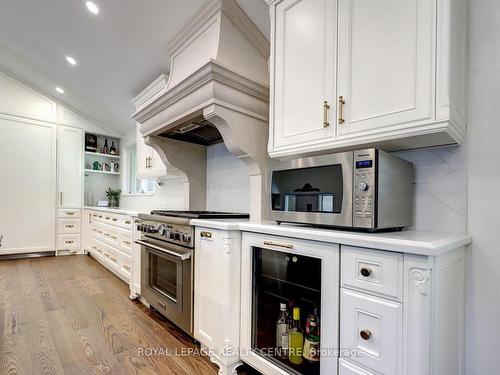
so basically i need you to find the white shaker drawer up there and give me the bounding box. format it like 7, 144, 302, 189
339, 359, 376, 375
341, 289, 402, 375
58, 234, 81, 250
58, 219, 81, 234
58, 209, 81, 218
341, 246, 403, 301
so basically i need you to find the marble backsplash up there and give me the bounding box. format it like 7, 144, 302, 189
395, 145, 468, 234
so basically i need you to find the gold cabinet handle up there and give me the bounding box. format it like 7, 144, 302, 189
263, 240, 294, 249
200, 231, 212, 238
112, 218, 117, 222
65, 240, 74, 244
123, 241, 131, 245
360, 329, 372, 340
338, 96, 346, 124
65, 225, 74, 229
145, 156, 152, 168
125, 220, 132, 225
60, 192, 63, 206
105, 217, 110, 220
111, 236, 118, 240
323, 101, 330, 128
66, 212, 75, 216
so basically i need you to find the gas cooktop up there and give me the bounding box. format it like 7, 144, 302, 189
149, 210, 250, 219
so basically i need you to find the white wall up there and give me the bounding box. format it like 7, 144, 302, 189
465, 1, 500, 373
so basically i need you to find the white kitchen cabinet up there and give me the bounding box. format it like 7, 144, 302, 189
0, 116, 56, 255
83, 209, 135, 288
269, 0, 337, 152
336, 0, 434, 138
136, 123, 167, 179
267, 0, 467, 158
58, 125, 83, 208
194, 227, 243, 375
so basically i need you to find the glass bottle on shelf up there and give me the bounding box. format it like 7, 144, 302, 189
276, 303, 289, 358
288, 307, 304, 365
110, 141, 117, 155
103, 139, 109, 154
303, 307, 320, 362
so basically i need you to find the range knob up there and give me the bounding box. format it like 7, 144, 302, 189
168, 230, 175, 240
182, 234, 192, 243
358, 182, 369, 191
146, 225, 158, 234
173, 231, 181, 241
158, 225, 167, 236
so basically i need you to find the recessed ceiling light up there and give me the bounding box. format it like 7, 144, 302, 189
86, 1, 99, 15
65, 56, 77, 66
55, 87, 65, 94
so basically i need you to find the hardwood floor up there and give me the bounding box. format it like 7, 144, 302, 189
0, 255, 260, 375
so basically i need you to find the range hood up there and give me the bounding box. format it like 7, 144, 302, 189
132, 0, 271, 222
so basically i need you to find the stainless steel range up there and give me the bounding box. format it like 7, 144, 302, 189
136, 210, 249, 336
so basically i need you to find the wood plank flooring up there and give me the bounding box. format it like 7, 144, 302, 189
0, 255, 260, 375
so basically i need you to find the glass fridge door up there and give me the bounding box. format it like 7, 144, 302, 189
252, 247, 322, 375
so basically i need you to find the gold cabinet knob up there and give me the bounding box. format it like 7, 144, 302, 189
360, 267, 372, 277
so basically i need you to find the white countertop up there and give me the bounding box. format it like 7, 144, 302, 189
83, 206, 140, 217
190, 219, 472, 257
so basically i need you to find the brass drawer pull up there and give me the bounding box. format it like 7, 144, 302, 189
104, 253, 109, 258
338, 96, 345, 124
65, 225, 74, 229
98, 249, 103, 253
360, 329, 372, 341
263, 240, 294, 250
105, 217, 110, 220
104, 233, 110, 237
323, 100, 330, 128
200, 231, 212, 238
65, 240, 74, 244
112, 218, 117, 222
98, 215, 103, 218
66, 212, 75, 216
360, 267, 372, 277
123, 265, 130, 271
123, 241, 131, 245
110, 257, 117, 262
125, 221, 132, 225
111, 236, 118, 240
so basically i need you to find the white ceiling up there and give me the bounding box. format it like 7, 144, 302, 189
0, 0, 270, 135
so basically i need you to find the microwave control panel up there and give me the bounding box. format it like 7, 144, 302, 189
353, 149, 376, 228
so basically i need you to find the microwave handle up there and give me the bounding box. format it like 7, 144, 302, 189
135, 239, 192, 261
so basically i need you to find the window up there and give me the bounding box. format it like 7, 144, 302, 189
126, 147, 154, 194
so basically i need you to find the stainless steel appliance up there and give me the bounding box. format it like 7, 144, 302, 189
271, 148, 414, 231
136, 210, 249, 336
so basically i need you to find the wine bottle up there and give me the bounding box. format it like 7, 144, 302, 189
103, 139, 109, 154
276, 303, 289, 358
303, 307, 320, 362
288, 307, 304, 365
110, 141, 117, 155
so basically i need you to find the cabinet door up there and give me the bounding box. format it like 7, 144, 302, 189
58, 126, 82, 208
0, 118, 56, 254
149, 146, 167, 176
337, 0, 434, 138
194, 228, 221, 348
271, 0, 337, 152
136, 123, 151, 178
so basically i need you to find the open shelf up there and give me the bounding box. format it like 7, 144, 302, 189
84, 169, 120, 176
85, 151, 120, 159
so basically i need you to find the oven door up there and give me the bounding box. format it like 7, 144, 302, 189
270, 151, 353, 227
138, 238, 193, 335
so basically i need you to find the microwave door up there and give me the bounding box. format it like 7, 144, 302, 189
270, 152, 353, 227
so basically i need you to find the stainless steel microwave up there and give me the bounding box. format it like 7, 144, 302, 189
270, 148, 414, 231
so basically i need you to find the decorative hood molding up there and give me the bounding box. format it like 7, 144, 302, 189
132, 0, 271, 222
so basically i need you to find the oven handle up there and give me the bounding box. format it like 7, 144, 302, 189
135, 239, 192, 261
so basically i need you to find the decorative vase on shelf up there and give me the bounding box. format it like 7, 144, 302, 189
109, 196, 119, 207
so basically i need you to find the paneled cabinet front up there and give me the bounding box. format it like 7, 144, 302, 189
136, 123, 167, 179
194, 227, 242, 374
269, 0, 337, 153
267, 0, 467, 157
58, 125, 82, 208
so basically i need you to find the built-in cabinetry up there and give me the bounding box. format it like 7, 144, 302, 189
192, 221, 468, 375
0, 116, 56, 255
194, 227, 243, 375
135, 124, 167, 179
83, 209, 136, 287
267, 0, 467, 158
57, 126, 83, 255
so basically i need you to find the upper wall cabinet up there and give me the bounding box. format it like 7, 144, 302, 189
136, 123, 167, 179
267, 0, 467, 158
